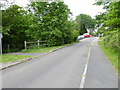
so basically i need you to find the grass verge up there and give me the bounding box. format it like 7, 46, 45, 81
1, 41, 79, 63
0, 55, 32, 63
20, 44, 70, 53
98, 38, 118, 72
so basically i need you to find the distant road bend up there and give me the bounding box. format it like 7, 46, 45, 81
2, 37, 118, 88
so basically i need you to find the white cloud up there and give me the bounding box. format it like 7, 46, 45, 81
64, 0, 105, 19
15, 0, 30, 6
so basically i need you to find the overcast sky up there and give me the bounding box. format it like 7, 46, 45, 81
64, 0, 104, 19
12, 0, 104, 19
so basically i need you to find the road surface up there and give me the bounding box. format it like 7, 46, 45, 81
1, 37, 118, 88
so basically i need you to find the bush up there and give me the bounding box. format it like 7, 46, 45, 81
103, 31, 118, 52
48, 30, 62, 46
70, 30, 79, 42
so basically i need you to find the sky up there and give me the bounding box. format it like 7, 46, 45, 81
10, 0, 105, 19
64, 0, 104, 19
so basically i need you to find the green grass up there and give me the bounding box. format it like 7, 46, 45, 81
98, 38, 118, 72
20, 44, 69, 53
1, 42, 79, 63
0, 55, 32, 63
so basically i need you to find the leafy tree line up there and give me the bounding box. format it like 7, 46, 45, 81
26, 2, 80, 45
95, 1, 120, 52
1, 1, 95, 52
1, 1, 79, 52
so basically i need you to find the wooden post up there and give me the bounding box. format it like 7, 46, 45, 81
38, 40, 40, 48
8, 44, 10, 53
24, 41, 27, 50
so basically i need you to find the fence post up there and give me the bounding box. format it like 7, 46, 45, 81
24, 41, 27, 50
38, 40, 40, 48
8, 44, 10, 53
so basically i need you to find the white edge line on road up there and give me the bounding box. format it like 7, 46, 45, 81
79, 43, 92, 88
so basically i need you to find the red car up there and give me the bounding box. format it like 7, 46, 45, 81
84, 35, 91, 38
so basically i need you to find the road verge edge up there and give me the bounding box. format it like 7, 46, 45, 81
0, 40, 82, 70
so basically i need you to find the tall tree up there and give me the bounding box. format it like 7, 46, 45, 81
95, 1, 120, 51
2, 5, 30, 49
27, 1, 77, 46
2, 1, 79, 52
75, 14, 96, 35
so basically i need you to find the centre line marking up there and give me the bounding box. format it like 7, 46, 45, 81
79, 43, 92, 88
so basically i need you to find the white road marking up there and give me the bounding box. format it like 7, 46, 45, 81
79, 43, 92, 88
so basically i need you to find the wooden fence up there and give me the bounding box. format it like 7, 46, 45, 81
24, 40, 47, 50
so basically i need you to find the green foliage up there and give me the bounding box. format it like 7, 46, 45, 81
70, 30, 79, 41
104, 31, 119, 51
95, 1, 120, 59
0, 55, 32, 63
26, 2, 77, 46
48, 30, 62, 46
95, 13, 106, 28
2, 5, 31, 46
104, 2, 120, 29
75, 14, 96, 35
21, 44, 69, 53
0, 26, 1, 34
95, 1, 119, 75
98, 40, 118, 72
2, 1, 79, 52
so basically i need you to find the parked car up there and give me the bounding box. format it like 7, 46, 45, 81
83, 33, 91, 38
77, 35, 84, 40
84, 35, 91, 38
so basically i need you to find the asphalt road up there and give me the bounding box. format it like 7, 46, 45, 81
1, 37, 118, 88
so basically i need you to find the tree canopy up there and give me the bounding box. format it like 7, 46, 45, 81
75, 14, 96, 35
95, 1, 120, 51
26, 1, 78, 46
1, 0, 99, 53
1, 1, 80, 52
2, 5, 29, 45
